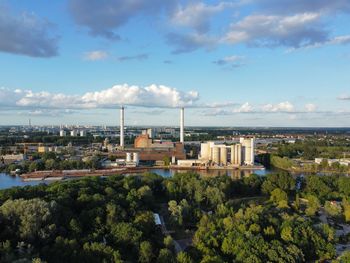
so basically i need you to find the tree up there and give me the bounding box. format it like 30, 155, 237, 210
28, 162, 38, 172
177, 252, 193, 263
338, 177, 350, 197
305, 195, 320, 216
163, 156, 171, 166
45, 159, 56, 170
157, 248, 175, 263
262, 172, 295, 195
319, 159, 329, 170
342, 198, 350, 222
139, 241, 153, 263
324, 201, 342, 217
270, 188, 289, 208
0, 198, 55, 240
164, 235, 175, 252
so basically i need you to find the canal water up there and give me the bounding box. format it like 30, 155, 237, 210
0, 169, 271, 190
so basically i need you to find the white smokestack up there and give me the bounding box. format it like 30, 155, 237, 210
120, 106, 124, 148
180, 107, 184, 143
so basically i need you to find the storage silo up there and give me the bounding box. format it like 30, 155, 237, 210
200, 142, 210, 160
212, 146, 220, 164
230, 145, 235, 165
133, 152, 139, 165
220, 147, 227, 166
234, 144, 242, 165
126, 152, 132, 162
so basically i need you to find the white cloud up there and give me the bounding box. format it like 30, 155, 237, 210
338, 94, 350, 100
0, 84, 200, 110
289, 35, 350, 51
234, 102, 254, 113
262, 101, 295, 112
223, 12, 327, 48
171, 2, 233, 33
83, 50, 108, 61
203, 101, 322, 116
305, 103, 317, 112
81, 84, 199, 108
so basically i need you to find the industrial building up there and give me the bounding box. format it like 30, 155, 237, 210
116, 106, 186, 164
198, 138, 255, 166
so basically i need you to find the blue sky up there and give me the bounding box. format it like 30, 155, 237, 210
1, 0, 350, 127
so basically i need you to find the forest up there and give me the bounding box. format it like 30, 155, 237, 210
0, 172, 350, 262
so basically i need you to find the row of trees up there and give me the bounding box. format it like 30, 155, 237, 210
275, 139, 350, 160
1, 152, 102, 173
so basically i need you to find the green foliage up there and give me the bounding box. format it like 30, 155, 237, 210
324, 201, 342, 217
193, 204, 335, 262
305, 194, 320, 216
342, 198, 350, 222
139, 241, 154, 263
270, 188, 288, 208
262, 172, 295, 195
157, 248, 175, 263
0, 198, 55, 241
0, 171, 345, 262
176, 252, 193, 263
270, 155, 293, 170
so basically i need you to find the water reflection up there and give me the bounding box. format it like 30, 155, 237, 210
149, 168, 269, 179
0, 173, 43, 190
0, 169, 270, 190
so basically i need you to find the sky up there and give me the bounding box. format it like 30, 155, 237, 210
0, 0, 350, 127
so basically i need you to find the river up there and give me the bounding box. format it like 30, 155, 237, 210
0, 168, 271, 190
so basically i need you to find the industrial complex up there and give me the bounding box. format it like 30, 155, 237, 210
98, 106, 257, 169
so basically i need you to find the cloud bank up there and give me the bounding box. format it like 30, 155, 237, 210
0, 84, 199, 110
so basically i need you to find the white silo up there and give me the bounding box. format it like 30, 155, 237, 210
133, 152, 139, 165
220, 146, 227, 166
212, 146, 220, 164
234, 144, 242, 165
126, 152, 132, 162
230, 145, 235, 165
200, 142, 210, 160
243, 138, 254, 165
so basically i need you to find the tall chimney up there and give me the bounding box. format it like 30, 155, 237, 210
180, 107, 184, 143
120, 106, 124, 148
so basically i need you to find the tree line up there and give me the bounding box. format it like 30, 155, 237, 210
0, 171, 349, 262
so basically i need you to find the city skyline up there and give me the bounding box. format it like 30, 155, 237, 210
1, 0, 350, 126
